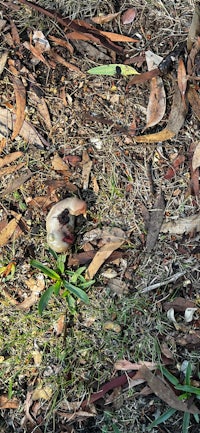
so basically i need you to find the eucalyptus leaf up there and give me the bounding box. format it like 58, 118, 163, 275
87, 64, 139, 76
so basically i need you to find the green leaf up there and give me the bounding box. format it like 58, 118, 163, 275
48, 247, 58, 260
66, 293, 76, 315
31, 259, 61, 281
38, 284, 55, 314
194, 413, 199, 423
56, 254, 66, 274
53, 280, 62, 296
182, 412, 190, 433
160, 366, 179, 386
175, 384, 200, 396
79, 279, 95, 289
62, 280, 89, 304
147, 408, 176, 431
87, 64, 139, 76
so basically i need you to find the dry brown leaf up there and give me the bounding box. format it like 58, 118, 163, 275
145, 76, 166, 129
0, 214, 21, 247
85, 239, 125, 280
188, 85, 200, 121
10, 19, 20, 45
0, 107, 49, 147
48, 35, 74, 55
163, 297, 196, 313
52, 153, 70, 174
50, 50, 82, 73
114, 360, 157, 371
32, 386, 52, 401
29, 88, 52, 130
134, 85, 187, 143
0, 151, 23, 168
11, 76, 26, 140
121, 8, 137, 24
0, 162, 25, 177
82, 150, 92, 190
140, 365, 200, 414
192, 141, 200, 171
146, 192, 165, 253
0, 51, 8, 75
67, 31, 100, 43
100, 31, 138, 43
103, 321, 121, 333
161, 213, 200, 234
0, 137, 7, 153
177, 58, 187, 105
164, 154, 185, 180
1, 169, 32, 197
127, 69, 160, 87
54, 314, 65, 336
23, 41, 51, 68
27, 196, 53, 209
91, 12, 120, 24
17, 292, 39, 310
0, 394, 19, 409
187, 2, 200, 51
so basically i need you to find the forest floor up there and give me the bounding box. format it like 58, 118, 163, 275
0, 0, 200, 432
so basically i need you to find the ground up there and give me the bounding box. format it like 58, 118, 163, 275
0, 0, 200, 432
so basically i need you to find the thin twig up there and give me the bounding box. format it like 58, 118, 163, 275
141, 271, 186, 293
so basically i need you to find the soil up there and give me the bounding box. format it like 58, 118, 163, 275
0, 1, 200, 433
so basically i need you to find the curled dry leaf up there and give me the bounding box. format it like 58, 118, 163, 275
184, 307, 198, 323
192, 141, 200, 171
167, 308, 177, 323
85, 239, 125, 280
32, 386, 52, 401
145, 76, 166, 129
0, 151, 23, 168
103, 321, 121, 333
164, 154, 185, 180
121, 8, 137, 24
11, 76, 26, 140
0, 395, 19, 409
161, 213, 200, 234
91, 12, 120, 24
100, 31, 138, 43
114, 360, 157, 371
177, 58, 187, 105
0, 214, 21, 247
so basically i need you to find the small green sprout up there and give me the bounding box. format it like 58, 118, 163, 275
31, 251, 94, 315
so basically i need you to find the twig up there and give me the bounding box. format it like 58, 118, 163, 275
141, 271, 186, 293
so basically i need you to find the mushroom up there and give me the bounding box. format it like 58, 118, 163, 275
46, 197, 87, 252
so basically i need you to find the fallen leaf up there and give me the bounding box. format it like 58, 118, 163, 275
121, 8, 137, 24
145, 192, 165, 253
32, 386, 52, 401
100, 31, 138, 43
23, 41, 51, 68
107, 278, 128, 295
25, 275, 45, 293
87, 64, 139, 76
85, 239, 125, 280
0, 162, 25, 177
17, 292, 39, 310
187, 2, 200, 51
29, 87, 52, 130
114, 360, 157, 371
188, 85, 200, 121
140, 365, 200, 414
82, 150, 92, 190
0, 169, 32, 197
134, 85, 187, 143
32, 30, 50, 53
176, 331, 200, 349
0, 151, 23, 168
160, 342, 175, 361
145, 76, 166, 129
0, 137, 7, 153
50, 50, 82, 73
51, 153, 70, 174
32, 350, 42, 366
91, 12, 120, 24
177, 58, 187, 105
0, 107, 49, 147
192, 141, 200, 171
0, 51, 8, 75
10, 19, 20, 45
53, 314, 65, 336
49, 35, 74, 55
184, 307, 198, 323
161, 213, 200, 234
0, 214, 21, 247
164, 154, 185, 180
163, 297, 196, 313
0, 394, 19, 409
103, 321, 121, 332
27, 196, 53, 209
127, 68, 160, 87
11, 76, 26, 140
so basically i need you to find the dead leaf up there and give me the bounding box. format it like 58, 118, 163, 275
82, 150, 92, 190
114, 360, 157, 371
91, 12, 120, 24
0, 162, 25, 177
32, 30, 50, 53
145, 76, 166, 129
32, 386, 52, 401
50, 50, 82, 73
121, 8, 137, 24
140, 365, 200, 414
11, 76, 26, 140
160, 342, 175, 361
0, 151, 23, 168
0, 214, 21, 247
164, 154, 185, 180
187, 2, 200, 51
52, 153, 70, 175
100, 31, 138, 43
161, 213, 200, 234
0, 394, 19, 409
103, 321, 121, 333
146, 192, 165, 253
49, 35, 74, 55
176, 331, 200, 349
187, 85, 200, 121
107, 278, 128, 295
134, 85, 187, 143
32, 350, 42, 367
17, 292, 39, 310
23, 41, 51, 68
163, 297, 196, 312
25, 275, 45, 293
0, 107, 49, 147
177, 58, 187, 105
29, 87, 52, 130
127, 69, 160, 87
85, 239, 125, 280
192, 141, 200, 172
54, 314, 65, 336
27, 196, 53, 209
0, 51, 8, 75
0, 137, 7, 153
0, 169, 32, 197
10, 19, 20, 45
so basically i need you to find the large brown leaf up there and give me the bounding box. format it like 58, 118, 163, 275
11, 76, 26, 140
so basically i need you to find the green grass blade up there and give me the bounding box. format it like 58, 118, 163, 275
66, 293, 76, 315
160, 366, 179, 386
182, 412, 190, 433
63, 280, 89, 304
194, 413, 199, 423
175, 384, 200, 396
147, 408, 176, 431
38, 284, 56, 314
31, 259, 61, 280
